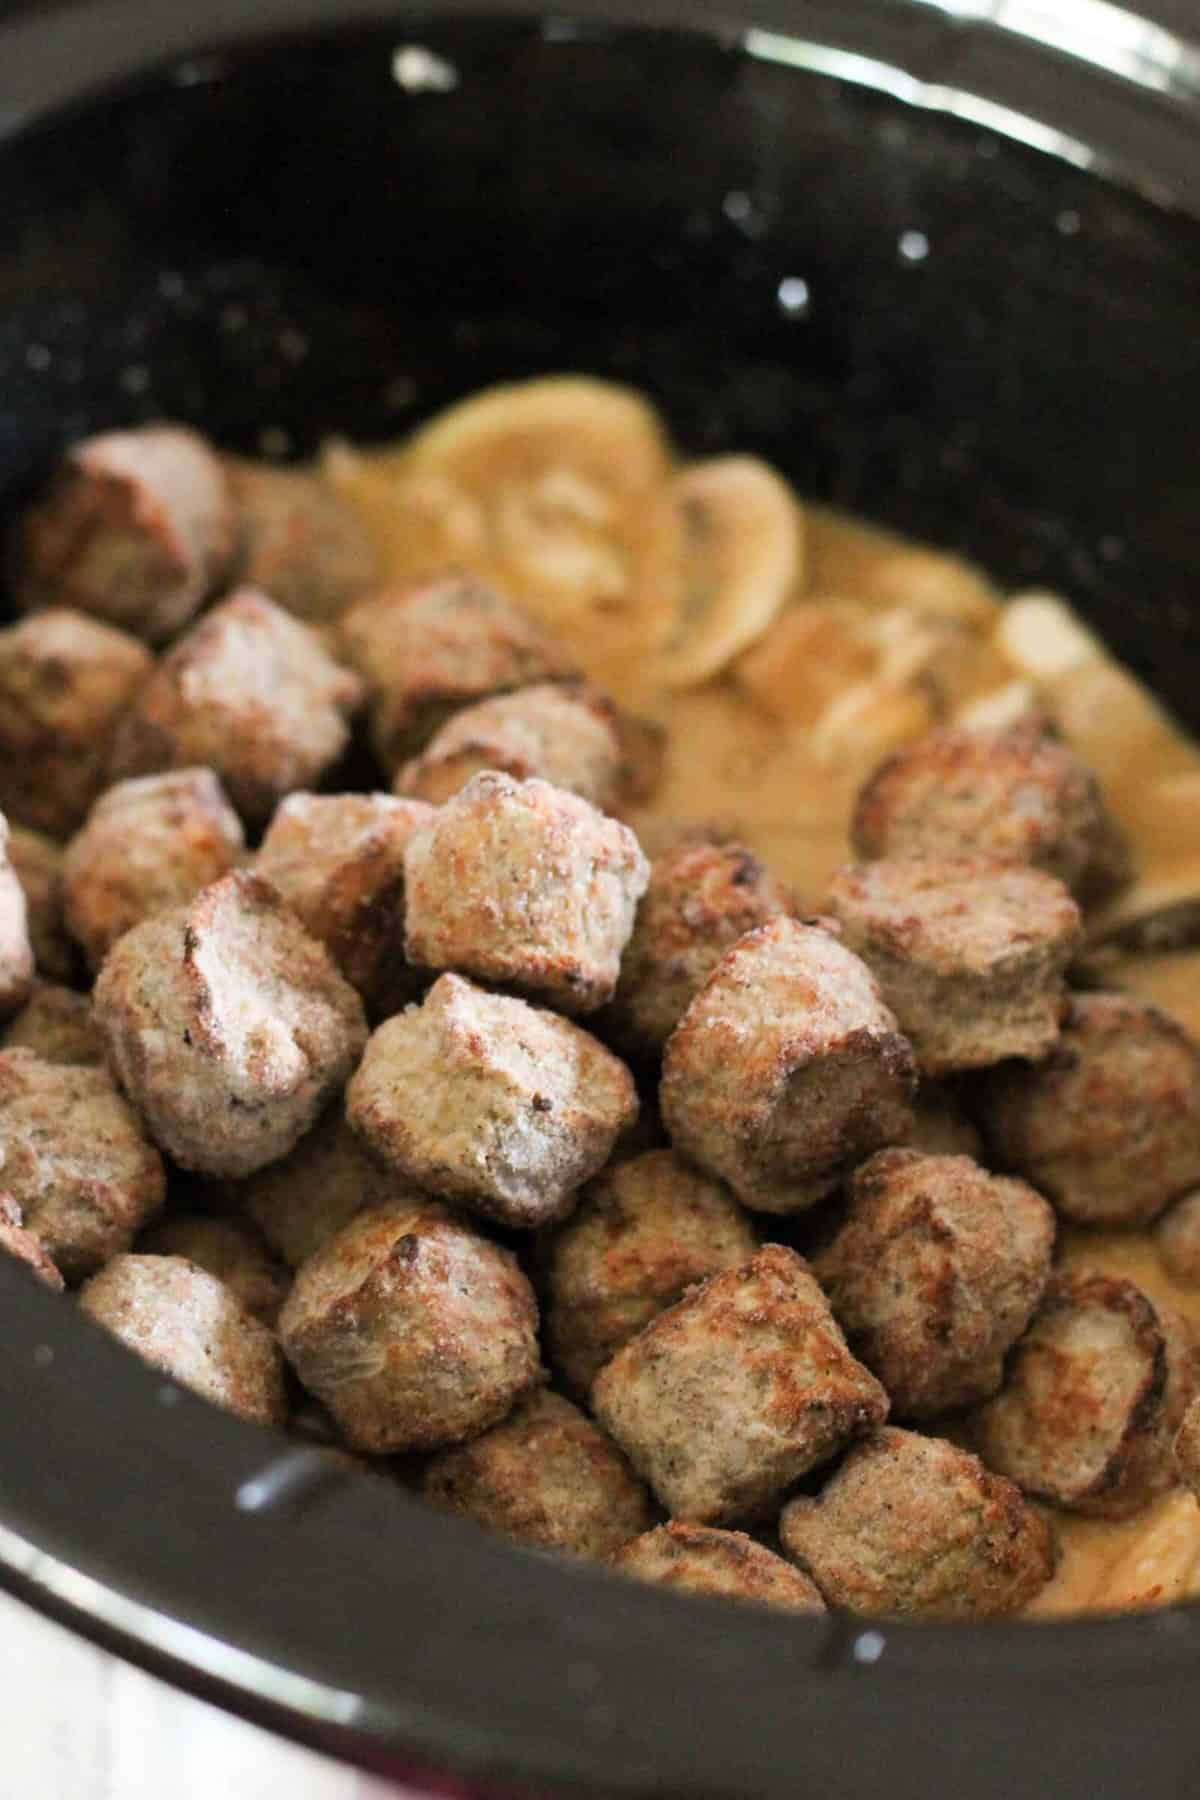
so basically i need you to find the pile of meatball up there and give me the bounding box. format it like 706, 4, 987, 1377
5, 421, 1200, 1624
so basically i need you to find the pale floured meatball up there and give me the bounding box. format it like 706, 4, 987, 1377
0, 1049, 165, 1281
824, 857, 1080, 1076
422, 1389, 654, 1559
814, 1149, 1055, 1418
93, 871, 367, 1177
851, 726, 1130, 906
80, 1254, 285, 1425
779, 1428, 1055, 1617
138, 1213, 289, 1325
604, 837, 794, 1054
972, 1271, 1199, 1517
610, 1523, 825, 1613
347, 973, 637, 1229
1, 984, 103, 1066
542, 1148, 758, 1395
659, 919, 916, 1214
62, 769, 245, 970
906, 1081, 982, 1159
0, 609, 152, 837
592, 1246, 888, 1523
0, 817, 34, 1022
225, 457, 379, 625
977, 994, 1200, 1227
9, 827, 76, 982
0, 1192, 63, 1289
278, 1202, 541, 1454
254, 791, 432, 1007
15, 425, 235, 644
1156, 1192, 1200, 1288
404, 773, 649, 1016
108, 588, 363, 825
341, 573, 577, 768
397, 682, 624, 812
1174, 1396, 1200, 1499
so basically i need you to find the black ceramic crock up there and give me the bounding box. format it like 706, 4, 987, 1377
2, 3, 1200, 1795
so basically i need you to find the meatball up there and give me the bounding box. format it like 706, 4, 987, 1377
62, 768, 245, 970
823, 857, 1080, 1076
254, 791, 432, 1007
779, 1428, 1055, 1617
340, 572, 578, 769
1, 984, 103, 1066
0, 1192, 64, 1289
225, 456, 379, 625
610, 1523, 826, 1614
0, 608, 152, 837
277, 1202, 542, 1454
905, 1081, 982, 1160
93, 870, 367, 1178
0, 1049, 165, 1281
542, 1148, 759, 1395
79, 1253, 285, 1425
347, 973, 637, 1230
108, 588, 363, 826
15, 424, 235, 644
137, 1213, 289, 1325
404, 773, 649, 1016
1156, 1192, 1200, 1288
813, 1149, 1055, 1418
9, 827, 76, 983
851, 725, 1130, 906
0, 817, 34, 1022
604, 837, 794, 1054
659, 918, 916, 1215
592, 1245, 888, 1524
977, 994, 1200, 1227
396, 681, 624, 812
1174, 1396, 1200, 1499
971, 1270, 1199, 1518
422, 1389, 654, 1559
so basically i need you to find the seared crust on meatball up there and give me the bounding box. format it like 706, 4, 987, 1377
1155, 1193, 1200, 1288
906, 1081, 982, 1159
93, 871, 367, 1177
814, 1149, 1055, 1418
108, 588, 363, 825
542, 1148, 758, 1395
0, 609, 152, 838
779, 1427, 1055, 1616
1174, 1395, 1200, 1499
977, 994, 1200, 1227
404, 773, 649, 1016
0, 817, 34, 1022
972, 1271, 1199, 1517
604, 838, 794, 1054
9, 827, 76, 983
80, 1253, 285, 1424
138, 1213, 289, 1325
277, 1202, 542, 1454
0, 1049, 165, 1281
422, 1389, 654, 1558
824, 857, 1080, 1076
397, 682, 624, 813
63, 769, 245, 970
592, 1245, 889, 1524
15, 425, 235, 644
659, 919, 916, 1215
225, 457, 379, 625
340, 574, 577, 768
1, 984, 103, 1066
347, 973, 637, 1229
0, 1192, 63, 1289
610, 1522, 825, 1613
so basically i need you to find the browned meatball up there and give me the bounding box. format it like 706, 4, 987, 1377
0, 1192, 63, 1289
0, 609, 152, 837
254, 791, 433, 1007
592, 1246, 888, 1524
347, 973, 637, 1230
542, 1148, 758, 1395
659, 919, 916, 1214
906, 1081, 983, 1159
1174, 1395, 1200, 1499
779, 1428, 1055, 1617
422, 1389, 654, 1559
404, 773, 649, 1016
108, 588, 363, 826
971, 1271, 1199, 1518
1156, 1192, 1200, 1288
93, 871, 367, 1177
396, 682, 625, 812
62, 769, 245, 970
977, 994, 1200, 1227
225, 457, 379, 625
15, 425, 235, 644
277, 1202, 542, 1454
814, 1149, 1055, 1418
137, 1213, 289, 1325
0, 1049, 165, 1281
603, 837, 794, 1054
8, 827, 76, 983
80, 1253, 286, 1424
610, 1523, 826, 1613
340, 573, 578, 768
851, 726, 1130, 906
0, 816, 34, 1022
824, 857, 1081, 1076
1, 984, 103, 1066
